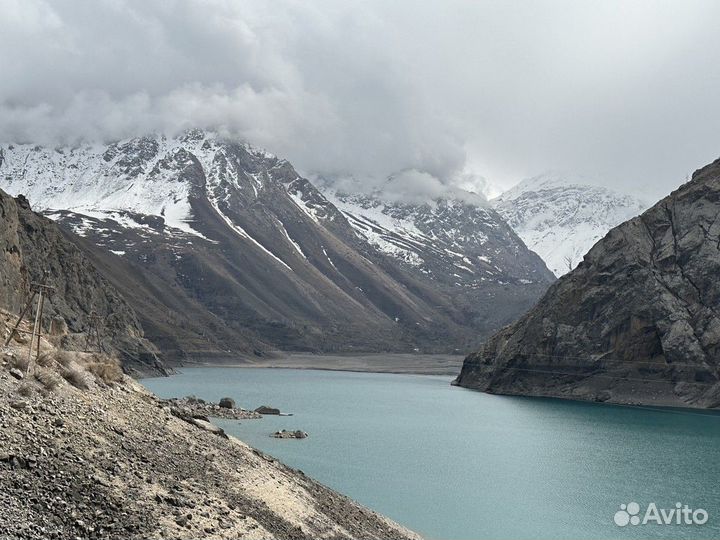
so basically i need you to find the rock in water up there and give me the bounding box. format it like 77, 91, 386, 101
455, 158, 720, 408
272, 430, 308, 439
218, 397, 235, 409
255, 405, 281, 415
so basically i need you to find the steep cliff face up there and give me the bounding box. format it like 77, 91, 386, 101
0, 189, 163, 374
455, 158, 720, 408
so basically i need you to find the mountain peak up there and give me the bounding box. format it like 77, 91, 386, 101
493, 172, 649, 276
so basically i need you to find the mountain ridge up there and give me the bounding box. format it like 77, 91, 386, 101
0, 130, 555, 362
0, 188, 164, 374
493, 172, 648, 276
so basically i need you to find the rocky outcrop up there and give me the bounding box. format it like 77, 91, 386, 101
272, 429, 308, 439
0, 189, 164, 375
255, 405, 281, 415
162, 396, 261, 421
455, 158, 720, 408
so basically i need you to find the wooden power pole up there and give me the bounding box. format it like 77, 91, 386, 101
4, 275, 55, 373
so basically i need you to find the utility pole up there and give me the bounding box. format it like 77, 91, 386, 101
26, 280, 54, 373
84, 311, 104, 353
4, 291, 37, 347
4, 274, 56, 374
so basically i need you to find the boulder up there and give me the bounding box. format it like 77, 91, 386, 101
218, 397, 235, 409
254, 405, 280, 415
9, 368, 24, 380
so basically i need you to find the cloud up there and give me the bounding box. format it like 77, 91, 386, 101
2, 0, 720, 200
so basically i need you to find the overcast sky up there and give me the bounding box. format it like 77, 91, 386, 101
2, 0, 720, 199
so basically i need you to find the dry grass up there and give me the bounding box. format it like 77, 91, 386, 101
54, 350, 77, 368
10, 355, 30, 373
16, 382, 34, 397
60, 366, 90, 390
86, 355, 124, 384
36, 353, 54, 367
34, 368, 62, 392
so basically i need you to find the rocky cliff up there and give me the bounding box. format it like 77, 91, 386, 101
455, 158, 720, 408
0, 189, 164, 375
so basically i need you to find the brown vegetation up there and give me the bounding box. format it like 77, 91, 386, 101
85, 355, 124, 384
34, 368, 62, 392
60, 366, 90, 390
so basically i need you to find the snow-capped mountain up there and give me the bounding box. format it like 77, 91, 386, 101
322, 185, 554, 290
0, 130, 554, 359
493, 173, 648, 277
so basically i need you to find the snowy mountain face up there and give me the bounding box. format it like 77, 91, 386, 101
0, 131, 554, 358
493, 173, 648, 277
323, 188, 554, 289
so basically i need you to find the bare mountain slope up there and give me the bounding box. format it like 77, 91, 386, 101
0, 131, 555, 360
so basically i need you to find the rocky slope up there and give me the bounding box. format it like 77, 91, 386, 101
322, 186, 554, 292
493, 173, 647, 276
455, 158, 720, 408
0, 189, 163, 375
0, 131, 554, 360
0, 316, 420, 540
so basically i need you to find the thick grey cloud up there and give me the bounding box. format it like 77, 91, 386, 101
1, 0, 720, 199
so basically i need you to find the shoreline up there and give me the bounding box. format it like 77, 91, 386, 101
177, 353, 465, 377
1, 343, 422, 539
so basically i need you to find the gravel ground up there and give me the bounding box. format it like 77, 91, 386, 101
0, 342, 421, 540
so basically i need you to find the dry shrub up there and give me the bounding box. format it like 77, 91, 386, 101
54, 350, 77, 368
16, 382, 34, 397
10, 355, 30, 373
36, 353, 54, 368
60, 366, 89, 390
86, 355, 124, 384
35, 368, 62, 392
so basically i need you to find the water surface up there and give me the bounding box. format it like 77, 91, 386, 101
144, 367, 720, 540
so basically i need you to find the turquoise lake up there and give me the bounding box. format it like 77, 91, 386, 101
143, 367, 720, 540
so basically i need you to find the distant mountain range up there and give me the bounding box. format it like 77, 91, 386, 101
321, 185, 552, 292
493, 173, 648, 276
0, 130, 555, 363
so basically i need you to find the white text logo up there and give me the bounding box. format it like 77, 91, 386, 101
614, 502, 708, 527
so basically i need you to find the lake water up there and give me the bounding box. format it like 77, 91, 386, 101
143, 367, 720, 540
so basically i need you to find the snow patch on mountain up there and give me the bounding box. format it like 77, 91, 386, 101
322, 185, 554, 287
0, 137, 207, 238
493, 172, 648, 276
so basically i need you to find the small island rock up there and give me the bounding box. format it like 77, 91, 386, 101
255, 405, 280, 415
272, 430, 308, 439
